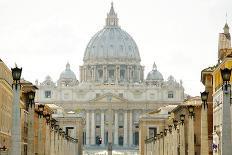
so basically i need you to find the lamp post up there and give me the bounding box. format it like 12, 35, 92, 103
38, 104, 45, 155
179, 114, 185, 155
220, 68, 232, 155
200, 91, 209, 155
168, 125, 172, 155
54, 125, 59, 155
50, 118, 56, 155
173, 120, 178, 155
188, 105, 194, 155
157, 134, 160, 155
164, 129, 168, 155
10, 66, 22, 155
160, 132, 164, 155
27, 91, 36, 155
44, 113, 51, 155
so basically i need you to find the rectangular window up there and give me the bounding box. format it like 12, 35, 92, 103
148, 127, 156, 138
119, 93, 123, 98
96, 93, 100, 98
45, 91, 51, 98
168, 91, 174, 98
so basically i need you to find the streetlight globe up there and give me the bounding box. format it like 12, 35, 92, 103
221, 68, 232, 82
188, 105, 194, 113
180, 114, 185, 122
200, 91, 209, 102
28, 91, 35, 100
38, 104, 44, 113
11, 66, 22, 81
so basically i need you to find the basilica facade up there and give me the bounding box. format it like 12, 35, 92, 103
35, 3, 184, 154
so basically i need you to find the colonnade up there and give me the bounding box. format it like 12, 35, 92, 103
85, 110, 135, 146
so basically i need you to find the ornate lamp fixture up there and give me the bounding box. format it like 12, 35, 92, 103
201, 91, 209, 109
11, 66, 22, 88
28, 91, 35, 107
164, 129, 168, 136
180, 114, 185, 125
44, 113, 50, 124
160, 132, 163, 138
54, 125, 59, 132
38, 104, 44, 117
173, 120, 178, 130
221, 68, 231, 83
168, 125, 172, 133
188, 105, 194, 118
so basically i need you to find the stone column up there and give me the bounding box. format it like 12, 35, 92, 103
123, 111, 128, 146
129, 110, 133, 146
157, 137, 160, 155
163, 135, 167, 155
160, 136, 163, 155
50, 130, 54, 155
200, 103, 208, 155
91, 111, 95, 145
101, 111, 105, 145
84, 67, 86, 82
77, 122, 83, 155
10, 84, 21, 155
86, 111, 90, 145
173, 129, 178, 155
221, 84, 232, 155
27, 103, 35, 155
180, 123, 185, 155
188, 116, 194, 155
114, 111, 118, 145
44, 123, 50, 155
38, 115, 44, 155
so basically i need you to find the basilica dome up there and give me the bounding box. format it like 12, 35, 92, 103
146, 62, 164, 81
83, 3, 141, 64
59, 63, 77, 81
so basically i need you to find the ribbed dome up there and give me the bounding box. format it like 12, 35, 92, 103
83, 3, 141, 64
59, 63, 77, 80
146, 62, 164, 81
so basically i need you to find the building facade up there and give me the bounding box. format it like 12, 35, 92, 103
0, 59, 13, 151
201, 23, 232, 155
36, 3, 185, 154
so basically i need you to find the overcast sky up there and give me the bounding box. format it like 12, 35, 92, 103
0, 0, 231, 96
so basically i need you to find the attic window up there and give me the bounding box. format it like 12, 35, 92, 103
96, 93, 100, 98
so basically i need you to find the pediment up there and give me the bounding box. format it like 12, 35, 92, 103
90, 93, 128, 103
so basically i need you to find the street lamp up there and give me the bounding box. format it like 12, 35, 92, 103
200, 90, 209, 155
220, 67, 232, 154
44, 113, 50, 124
10, 65, 22, 155
173, 120, 178, 130
188, 105, 195, 155
221, 68, 231, 87
180, 114, 185, 125
168, 125, 172, 133
11, 66, 22, 89
188, 105, 194, 117
164, 129, 168, 136
200, 91, 209, 109
37, 104, 45, 155
27, 91, 36, 155
38, 104, 44, 117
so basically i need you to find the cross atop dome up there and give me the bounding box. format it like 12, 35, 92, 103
106, 2, 119, 27
153, 62, 157, 70
66, 62, 70, 70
